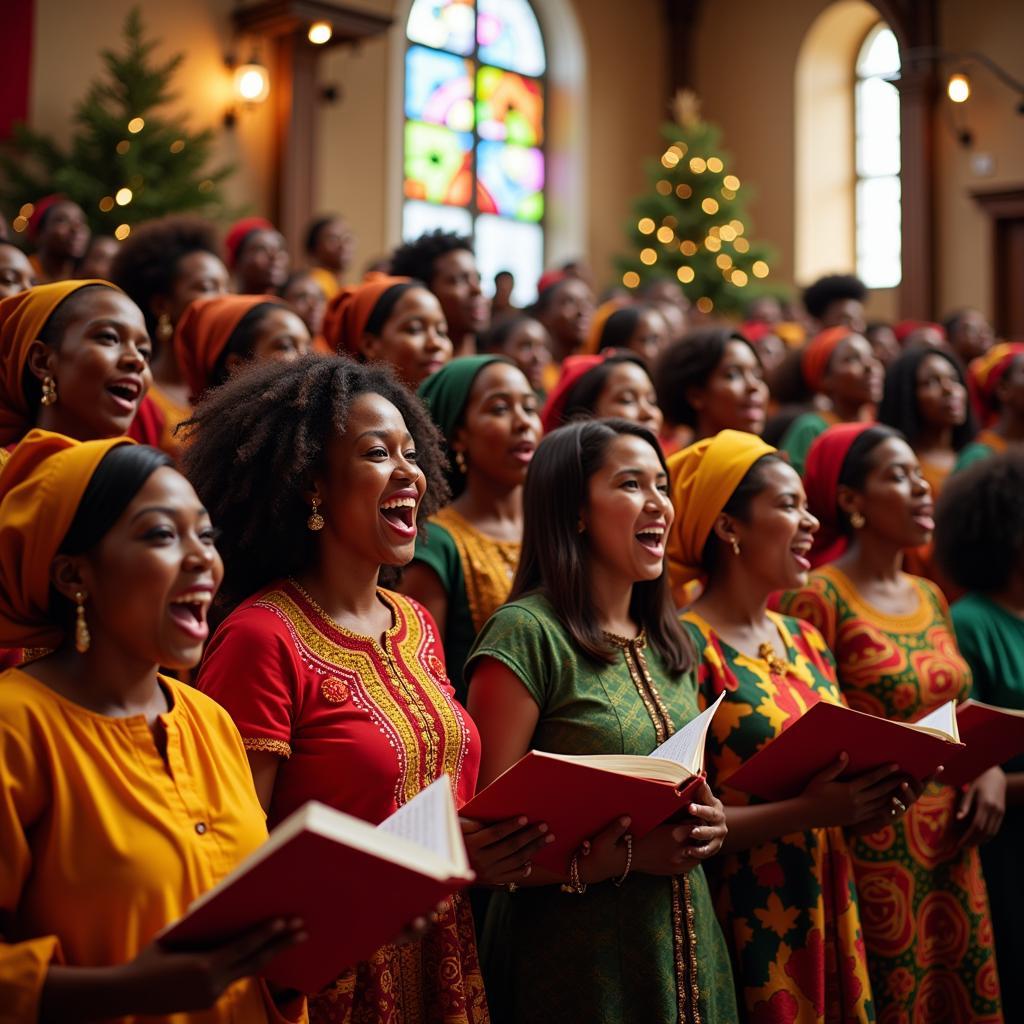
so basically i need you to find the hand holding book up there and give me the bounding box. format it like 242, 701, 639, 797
459, 814, 555, 886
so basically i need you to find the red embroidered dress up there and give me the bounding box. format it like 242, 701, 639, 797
781, 566, 1002, 1024
197, 579, 488, 1024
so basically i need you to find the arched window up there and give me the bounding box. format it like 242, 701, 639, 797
403, 0, 546, 305
855, 24, 901, 289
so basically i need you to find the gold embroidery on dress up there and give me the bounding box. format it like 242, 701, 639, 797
243, 736, 292, 758
257, 585, 469, 808
606, 630, 703, 1024
430, 506, 520, 633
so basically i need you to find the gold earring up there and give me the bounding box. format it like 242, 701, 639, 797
455, 451, 467, 474
730, 536, 741, 556
850, 510, 866, 529
41, 375, 57, 407
156, 313, 173, 343
307, 495, 325, 531
74, 591, 90, 653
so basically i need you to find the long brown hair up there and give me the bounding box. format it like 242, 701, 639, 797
512, 418, 694, 674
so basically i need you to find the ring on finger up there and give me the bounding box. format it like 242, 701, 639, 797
893, 798, 906, 813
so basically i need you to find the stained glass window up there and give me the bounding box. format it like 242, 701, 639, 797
404, 0, 546, 306
855, 25, 901, 289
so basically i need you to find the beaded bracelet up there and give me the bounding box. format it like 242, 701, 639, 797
613, 834, 634, 887
560, 852, 587, 894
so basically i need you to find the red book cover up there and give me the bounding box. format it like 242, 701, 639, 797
461, 752, 706, 874
939, 700, 1024, 788
160, 779, 472, 994
724, 701, 964, 802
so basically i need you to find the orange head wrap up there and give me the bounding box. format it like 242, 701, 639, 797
0, 280, 121, 446
582, 298, 628, 354
173, 294, 284, 402
967, 342, 1024, 425
801, 326, 852, 393
0, 429, 135, 649
665, 429, 776, 604
321, 274, 413, 355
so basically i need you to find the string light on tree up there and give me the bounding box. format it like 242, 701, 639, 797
752, 260, 770, 278
115, 187, 133, 206
127, 117, 145, 133
615, 89, 779, 311
114, 223, 131, 240
98, 196, 115, 212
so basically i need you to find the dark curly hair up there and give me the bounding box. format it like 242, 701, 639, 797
390, 230, 473, 289
179, 355, 449, 605
110, 215, 220, 338
653, 327, 760, 428
877, 348, 976, 452
934, 452, 1024, 593
801, 274, 866, 322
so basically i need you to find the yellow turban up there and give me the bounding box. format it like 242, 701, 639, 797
666, 429, 776, 604
0, 429, 134, 649
0, 280, 120, 446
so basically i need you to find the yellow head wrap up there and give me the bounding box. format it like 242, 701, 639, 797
0, 429, 134, 649
666, 429, 776, 604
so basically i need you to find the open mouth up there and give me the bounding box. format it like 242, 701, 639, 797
635, 525, 666, 557
168, 590, 211, 641
911, 505, 935, 532
106, 379, 141, 412
790, 542, 812, 572
510, 441, 536, 464
380, 495, 417, 538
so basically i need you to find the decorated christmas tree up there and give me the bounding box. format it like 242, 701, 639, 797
616, 91, 778, 317
0, 7, 236, 239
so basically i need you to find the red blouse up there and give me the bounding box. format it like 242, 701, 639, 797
196, 580, 480, 827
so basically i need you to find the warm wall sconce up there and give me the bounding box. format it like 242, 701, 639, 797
234, 61, 271, 103
947, 72, 970, 104
308, 20, 333, 45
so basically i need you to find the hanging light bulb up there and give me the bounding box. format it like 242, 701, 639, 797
947, 72, 970, 103
235, 61, 270, 104
308, 21, 333, 45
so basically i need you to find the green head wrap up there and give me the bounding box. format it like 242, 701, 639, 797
417, 355, 507, 496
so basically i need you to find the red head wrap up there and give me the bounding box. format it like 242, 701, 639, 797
223, 217, 275, 270
967, 342, 1024, 425
26, 194, 69, 242
540, 351, 620, 433
803, 421, 876, 567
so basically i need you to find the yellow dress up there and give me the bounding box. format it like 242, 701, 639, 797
0, 668, 305, 1024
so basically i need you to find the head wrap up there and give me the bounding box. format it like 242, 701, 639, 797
224, 217, 275, 270
803, 421, 875, 568
418, 355, 505, 496
665, 429, 776, 603
801, 326, 852, 392
173, 294, 283, 401
741, 320, 774, 345
0, 429, 134, 648
894, 319, 945, 345
539, 352, 608, 433
967, 342, 1024, 425
583, 298, 628, 354
26, 194, 68, 242
537, 269, 568, 297
321, 274, 413, 355
0, 280, 120, 446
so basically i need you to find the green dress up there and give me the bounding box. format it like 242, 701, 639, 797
779, 411, 836, 477
952, 593, 1024, 1021
953, 430, 1008, 473
681, 610, 875, 1023
465, 593, 738, 1024
781, 567, 1003, 1024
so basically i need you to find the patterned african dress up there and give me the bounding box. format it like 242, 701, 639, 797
465, 593, 738, 1024
411, 505, 520, 705
780, 566, 1003, 1024
953, 429, 1008, 473
681, 610, 875, 1024
196, 579, 488, 1024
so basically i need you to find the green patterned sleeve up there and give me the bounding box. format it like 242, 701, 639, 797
465, 599, 561, 711
779, 412, 827, 477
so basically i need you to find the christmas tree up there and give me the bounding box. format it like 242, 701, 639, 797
0, 7, 236, 240
616, 91, 778, 317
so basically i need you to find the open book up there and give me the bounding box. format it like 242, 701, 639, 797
724, 699, 964, 802
461, 692, 725, 872
939, 699, 1024, 788
160, 776, 473, 994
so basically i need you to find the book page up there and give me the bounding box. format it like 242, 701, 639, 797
914, 700, 958, 741
649, 692, 726, 772
378, 776, 454, 863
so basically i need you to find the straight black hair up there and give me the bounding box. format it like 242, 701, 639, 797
560, 352, 649, 425
512, 418, 693, 674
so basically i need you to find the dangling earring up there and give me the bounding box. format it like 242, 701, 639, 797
850, 510, 866, 529
455, 450, 467, 474
74, 591, 90, 653
730, 536, 741, 556
307, 494, 325, 531
41, 375, 57, 407
156, 313, 173, 343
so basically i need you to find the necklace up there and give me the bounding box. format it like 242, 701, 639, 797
757, 640, 794, 677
